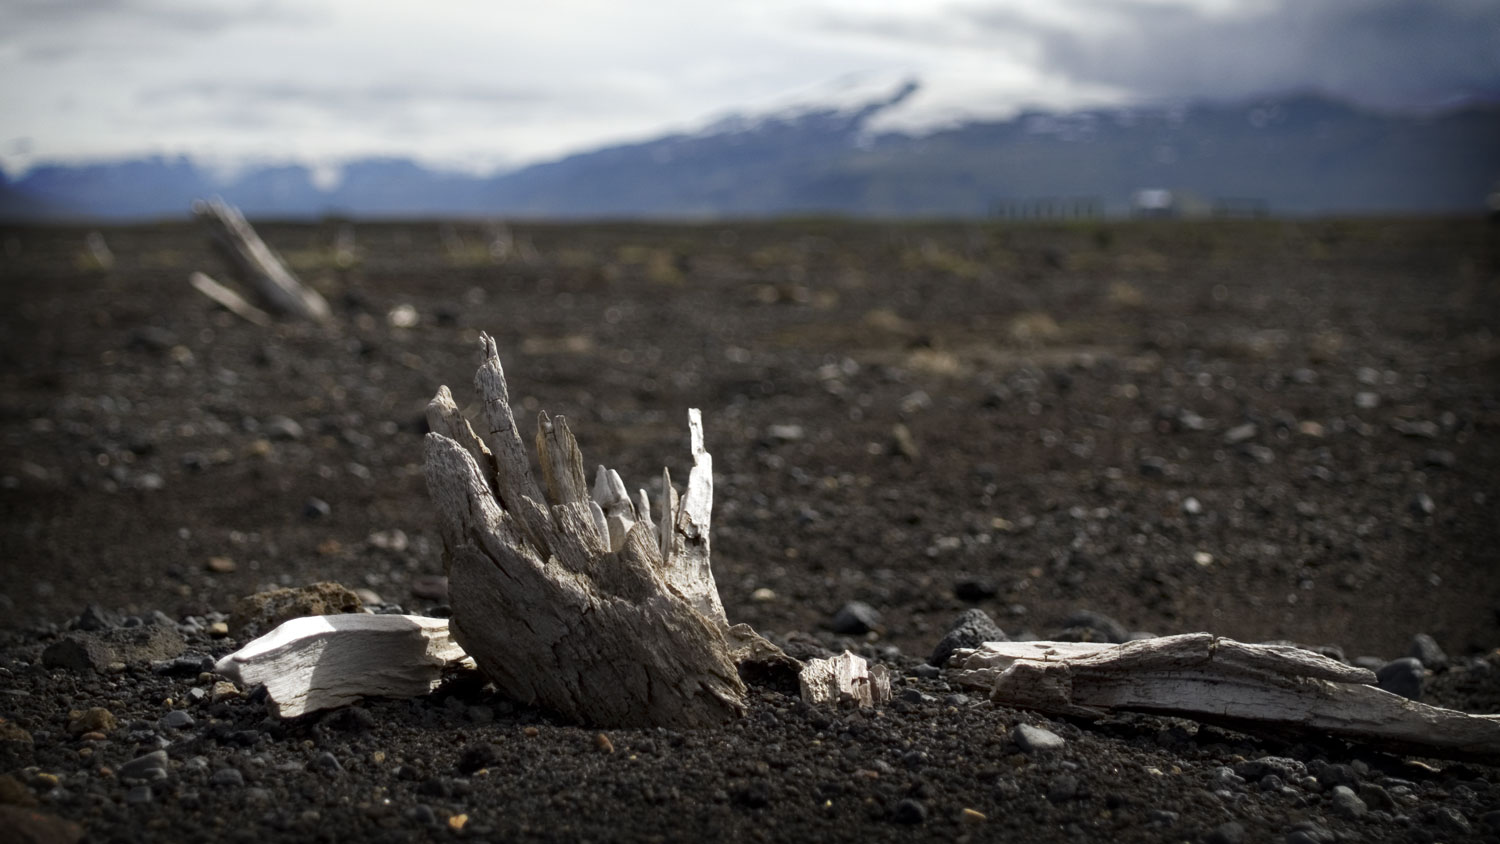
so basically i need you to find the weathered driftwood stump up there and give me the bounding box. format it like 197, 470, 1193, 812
193, 197, 331, 322
423, 334, 785, 728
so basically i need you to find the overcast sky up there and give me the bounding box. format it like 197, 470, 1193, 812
2, 0, 1496, 176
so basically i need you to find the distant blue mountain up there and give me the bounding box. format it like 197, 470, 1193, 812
2, 88, 1497, 220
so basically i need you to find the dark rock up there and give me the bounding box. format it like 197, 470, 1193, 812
302, 497, 331, 519
410, 575, 449, 602
1376, 658, 1423, 701
456, 743, 501, 775
209, 768, 244, 788
0, 805, 84, 844
118, 750, 170, 785
74, 605, 117, 631
308, 752, 343, 777
892, 798, 927, 824
1424, 806, 1472, 836
953, 578, 998, 601
40, 638, 111, 673
1407, 633, 1448, 672
929, 608, 1007, 667
1206, 821, 1246, 844
1422, 449, 1456, 469
1146, 809, 1179, 827
1045, 774, 1079, 803
911, 663, 942, 680
1357, 783, 1395, 811
404, 805, 437, 825
1410, 492, 1435, 516
732, 780, 771, 809
153, 654, 213, 676
1284, 820, 1335, 844
830, 602, 880, 635
1329, 785, 1366, 818
124, 785, 153, 805
1057, 610, 1128, 643
1316, 763, 1358, 790
159, 711, 195, 731
1235, 757, 1306, 783
1014, 724, 1065, 754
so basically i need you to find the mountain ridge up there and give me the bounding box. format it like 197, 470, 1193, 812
3, 89, 1497, 220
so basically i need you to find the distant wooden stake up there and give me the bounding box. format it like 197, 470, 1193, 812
193, 197, 331, 322
189, 271, 273, 327
951, 634, 1500, 763
422, 333, 792, 728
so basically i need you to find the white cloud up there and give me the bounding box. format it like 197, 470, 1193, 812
1, 0, 1495, 175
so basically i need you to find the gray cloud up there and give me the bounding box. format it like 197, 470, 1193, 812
2, 0, 314, 60
830, 0, 1500, 109
139, 81, 546, 112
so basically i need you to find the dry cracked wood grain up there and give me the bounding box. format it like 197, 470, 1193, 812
951, 633, 1500, 762
422, 333, 793, 728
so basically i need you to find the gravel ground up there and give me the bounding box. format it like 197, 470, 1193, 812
1, 217, 1498, 842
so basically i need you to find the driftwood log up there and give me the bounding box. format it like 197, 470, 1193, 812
193, 197, 330, 322
951, 634, 1500, 762
422, 334, 792, 728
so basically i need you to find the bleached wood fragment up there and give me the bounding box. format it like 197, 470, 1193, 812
799, 651, 893, 708
188, 271, 273, 327
951, 634, 1500, 762
193, 197, 330, 322
213, 614, 470, 718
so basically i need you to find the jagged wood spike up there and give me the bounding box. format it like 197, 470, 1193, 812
591, 466, 636, 552
636, 489, 654, 535
536, 411, 588, 507
427, 385, 498, 498
665, 409, 726, 625
658, 468, 678, 565
473, 334, 553, 554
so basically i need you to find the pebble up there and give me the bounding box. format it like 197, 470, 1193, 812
1285, 820, 1335, 844
41, 638, 112, 673
210, 768, 244, 788
124, 785, 153, 804
892, 798, 927, 824
159, 710, 195, 730
1376, 658, 1423, 701
1235, 757, 1306, 783
1045, 774, 1079, 803
1206, 821, 1246, 844
264, 416, 304, 440
206, 556, 236, 574
953, 578, 998, 601
1409, 492, 1435, 516
830, 601, 880, 635
1058, 609, 1128, 643
309, 752, 344, 777
1407, 633, 1448, 671
1182, 496, 1203, 515
302, 497, 331, 519
929, 608, 1007, 667
118, 750, 170, 785
1014, 724, 1065, 754
1329, 785, 1367, 818
410, 575, 449, 602
1354, 392, 1379, 410
66, 707, 117, 736
1223, 422, 1257, 444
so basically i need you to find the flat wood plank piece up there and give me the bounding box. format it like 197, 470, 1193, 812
214, 614, 470, 718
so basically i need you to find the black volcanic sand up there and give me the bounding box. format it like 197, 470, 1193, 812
1, 218, 1499, 842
